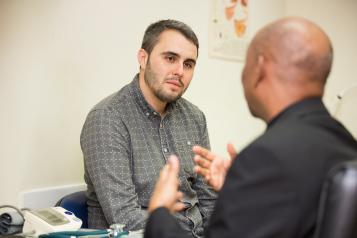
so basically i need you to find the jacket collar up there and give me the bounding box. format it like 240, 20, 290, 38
268, 97, 329, 128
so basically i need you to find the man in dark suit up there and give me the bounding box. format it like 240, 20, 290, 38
144, 17, 357, 238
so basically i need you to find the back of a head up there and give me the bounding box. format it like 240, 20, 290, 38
251, 17, 333, 96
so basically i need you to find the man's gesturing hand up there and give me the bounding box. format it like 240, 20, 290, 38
193, 143, 237, 191
148, 155, 185, 213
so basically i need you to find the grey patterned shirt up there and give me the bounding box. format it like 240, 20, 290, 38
80, 74, 217, 237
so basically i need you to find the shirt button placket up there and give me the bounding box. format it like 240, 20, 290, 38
159, 120, 169, 158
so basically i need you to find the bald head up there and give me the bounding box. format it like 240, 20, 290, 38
242, 17, 333, 122
251, 17, 333, 86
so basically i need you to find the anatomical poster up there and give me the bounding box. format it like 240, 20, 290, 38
209, 0, 250, 61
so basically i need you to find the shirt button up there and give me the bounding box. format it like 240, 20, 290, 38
187, 141, 191, 145
146, 112, 150, 116
163, 148, 168, 153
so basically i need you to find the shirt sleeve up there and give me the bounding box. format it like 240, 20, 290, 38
145, 208, 190, 238
81, 109, 147, 230
192, 113, 217, 228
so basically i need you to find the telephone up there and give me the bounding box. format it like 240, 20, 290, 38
22, 207, 82, 236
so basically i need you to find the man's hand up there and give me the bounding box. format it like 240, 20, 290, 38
193, 143, 238, 191
148, 155, 186, 213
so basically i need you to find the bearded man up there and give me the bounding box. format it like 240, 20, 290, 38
80, 19, 217, 238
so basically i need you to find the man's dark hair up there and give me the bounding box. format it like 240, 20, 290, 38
141, 19, 199, 55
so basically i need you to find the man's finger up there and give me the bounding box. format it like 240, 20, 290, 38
167, 155, 180, 179
194, 155, 212, 169
173, 202, 186, 213
194, 166, 209, 177
176, 191, 184, 200
159, 164, 170, 180
168, 155, 179, 170
227, 143, 238, 160
192, 145, 216, 161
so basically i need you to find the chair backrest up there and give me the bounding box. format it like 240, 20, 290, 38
55, 191, 88, 228
314, 160, 357, 238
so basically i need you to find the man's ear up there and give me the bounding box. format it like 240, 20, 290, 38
137, 49, 149, 70
254, 54, 266, 88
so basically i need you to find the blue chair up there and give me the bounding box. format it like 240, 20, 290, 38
55, 191, 88, 228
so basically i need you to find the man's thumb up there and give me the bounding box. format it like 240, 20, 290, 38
168, 155, 180, 175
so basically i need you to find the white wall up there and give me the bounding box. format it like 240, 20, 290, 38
285, 0, 357, 113
0, 0, 356, 206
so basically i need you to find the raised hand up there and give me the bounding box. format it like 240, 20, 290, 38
193, 143, 237, 191
148, 155, 186, 213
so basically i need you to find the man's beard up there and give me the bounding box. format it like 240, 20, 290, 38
144, 62, 185, 103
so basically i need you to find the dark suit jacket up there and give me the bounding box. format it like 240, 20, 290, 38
144, 98, 357, 238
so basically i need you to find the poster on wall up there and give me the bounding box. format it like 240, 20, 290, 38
209, 0, 250, 61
